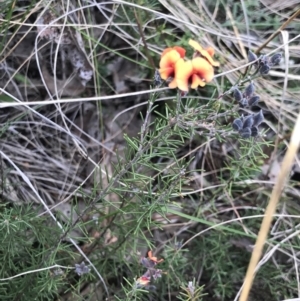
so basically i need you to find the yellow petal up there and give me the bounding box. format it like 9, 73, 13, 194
172, 46, 186, 58
168, 78, 178, 89
189, 39, 220, 67
192, 57, 214, 83
159, 49, 182, 80
159, 49, 181, 68
191, 74, 206, 89
159, 67, 175, 80
161, 46, 186, 59
189, 39, 203, 52
174, 59, 193, 92
161, 47, 173, 58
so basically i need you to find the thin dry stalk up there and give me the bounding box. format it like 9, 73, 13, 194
239, 111, 300, 301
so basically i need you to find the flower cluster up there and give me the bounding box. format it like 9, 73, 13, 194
135, 251, 164, 289
230, 49, 280, 139
233, 82, 259, 108
232, 110, 264, 138
232, 82, 264, 138
158, 39, 219, 92
248, 50, 282, 75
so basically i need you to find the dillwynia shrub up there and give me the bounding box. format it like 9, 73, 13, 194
0, 39, 282, 301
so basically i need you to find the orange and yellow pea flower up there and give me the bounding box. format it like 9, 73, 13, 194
159, 40, 219, 92
169, 57, 215, 92
159, 46, 186, 80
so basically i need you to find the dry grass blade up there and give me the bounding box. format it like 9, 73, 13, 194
255, 8, 300, 54
239, 111, 300, 301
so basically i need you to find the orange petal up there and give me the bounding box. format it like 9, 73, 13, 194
172, 46, 186, 58
206, 47, 215, 57
147, 250, 164, 263
189, 39, 220, 67
161, 46, 186, 58
161, 47, 173, 58
192, 57, 214, 83
173, 59, 193, 92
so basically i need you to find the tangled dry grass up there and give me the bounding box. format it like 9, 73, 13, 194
1, 0, 300, 300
